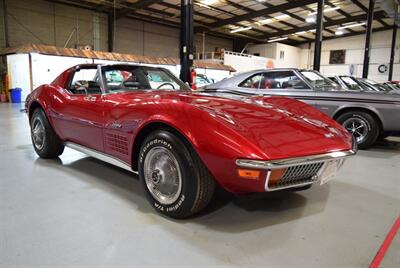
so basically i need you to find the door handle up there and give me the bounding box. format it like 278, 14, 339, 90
84, 96, 97, 102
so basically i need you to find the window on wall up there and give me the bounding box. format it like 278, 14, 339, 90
279, 51, 285, 60
329, 50, 346, 64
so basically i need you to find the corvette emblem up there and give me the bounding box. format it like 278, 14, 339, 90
111, 122, 122, 129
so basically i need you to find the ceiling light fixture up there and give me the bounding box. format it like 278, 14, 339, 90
294, 31, 307, 35
230, 26, 252, 33
338, 22, 366, 29
335, 30, 344, 35
275, 14, 290, 20
268, 37, 288, 43
306, 16, 316, 23
308, 6, 340, 16
200, 0, 219, 5
257, 14, 290, 25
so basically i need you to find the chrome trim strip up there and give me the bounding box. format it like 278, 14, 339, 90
236, 149, 356, 170
65, 142, 138, 174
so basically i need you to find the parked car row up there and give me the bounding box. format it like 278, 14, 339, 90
25, 64, 357, 218
328, 75, 400, 93
203, 69, 400, 149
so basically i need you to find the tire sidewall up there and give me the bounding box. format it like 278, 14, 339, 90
138, 131, 198, 218
30, 109, 48, 155
337, 112, 378, 149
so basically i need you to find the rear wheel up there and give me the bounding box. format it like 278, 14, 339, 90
336, 111, 379, 149
30, 108, 64, 158
138, 130, 215, 219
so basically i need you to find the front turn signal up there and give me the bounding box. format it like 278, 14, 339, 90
237, 169, 261, 180
267, 168, 287, 187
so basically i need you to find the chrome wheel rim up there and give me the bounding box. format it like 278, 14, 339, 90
143, 147, 182, 205
32, 117, 45, 150
343, 117, 368, 144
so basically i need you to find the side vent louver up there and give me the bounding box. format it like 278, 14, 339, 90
105, 133, 128, 155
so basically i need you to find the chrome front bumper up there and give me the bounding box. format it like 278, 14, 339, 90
236, 148, 357, 191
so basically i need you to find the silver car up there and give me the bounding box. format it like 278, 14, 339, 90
204, 69, 400, 149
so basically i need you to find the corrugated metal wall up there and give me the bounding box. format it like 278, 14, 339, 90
0, 0, 233, 58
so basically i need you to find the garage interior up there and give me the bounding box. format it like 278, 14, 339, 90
0, 0, 399, 267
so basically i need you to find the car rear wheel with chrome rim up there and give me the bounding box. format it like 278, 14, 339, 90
30, 108, 64, 158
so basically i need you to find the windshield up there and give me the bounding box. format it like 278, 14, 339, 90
300, 71, 340, 89
340, 76, 366, 91
101, 65, 189, 93
358, 78, 387, 91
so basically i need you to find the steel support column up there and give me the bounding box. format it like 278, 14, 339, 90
108, 11, 115, 52
388, 7, 398, 81
313, 0, 324, 71
179, 0, 194, 84
2, 0, 9, 47
362, 0, 375, 78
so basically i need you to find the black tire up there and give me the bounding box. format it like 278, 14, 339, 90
138, 130, 215, 219
378, 132, 390, 141
30, 108, 64, 158
336, 111, 379, 149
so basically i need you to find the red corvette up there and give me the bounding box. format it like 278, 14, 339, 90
25, 64, 356, 218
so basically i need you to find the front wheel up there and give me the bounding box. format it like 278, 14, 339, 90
336, 111, 379, 149
30, 108, 64, 158
138, 130, 215, 219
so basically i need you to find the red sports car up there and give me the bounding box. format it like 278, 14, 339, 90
25, 64, 356, 218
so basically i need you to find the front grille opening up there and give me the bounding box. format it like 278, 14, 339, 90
268, 162, 324, 190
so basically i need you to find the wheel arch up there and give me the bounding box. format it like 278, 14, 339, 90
130, 121, 197, 172
28, 101, 44, 121
333, 106, 383, 132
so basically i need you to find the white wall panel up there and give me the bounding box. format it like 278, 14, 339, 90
6, 54, 31, 100
300, 30, 400, 81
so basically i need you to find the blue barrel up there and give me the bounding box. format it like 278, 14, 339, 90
10, 88, 22, 103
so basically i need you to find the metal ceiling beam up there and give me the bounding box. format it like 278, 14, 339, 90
116, 0, 164, 19
325, 2, 358, 32
256, 1, 316, 40
296, 25, 392, 44
46, 0, 109, 13
223, 1, 283, 33
157, 1, 270, 40
350, 0, 389, 27
135, 4, 266, 41
301, 4, 337, 35
125, 12, 254, 44
260, 10, 387, 39
199, 0, 317, 29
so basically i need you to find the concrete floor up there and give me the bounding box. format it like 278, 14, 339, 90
1, 103, 399, 267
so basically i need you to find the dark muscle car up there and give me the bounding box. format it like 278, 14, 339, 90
204, 69, 400, 149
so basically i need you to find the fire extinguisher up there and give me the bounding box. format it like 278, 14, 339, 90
191, 69, 197, 90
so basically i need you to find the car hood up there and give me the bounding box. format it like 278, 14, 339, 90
189, 93, 352, 159
115, 91, 353, 159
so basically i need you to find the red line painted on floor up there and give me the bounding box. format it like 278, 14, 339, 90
370, 216, 400, 268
